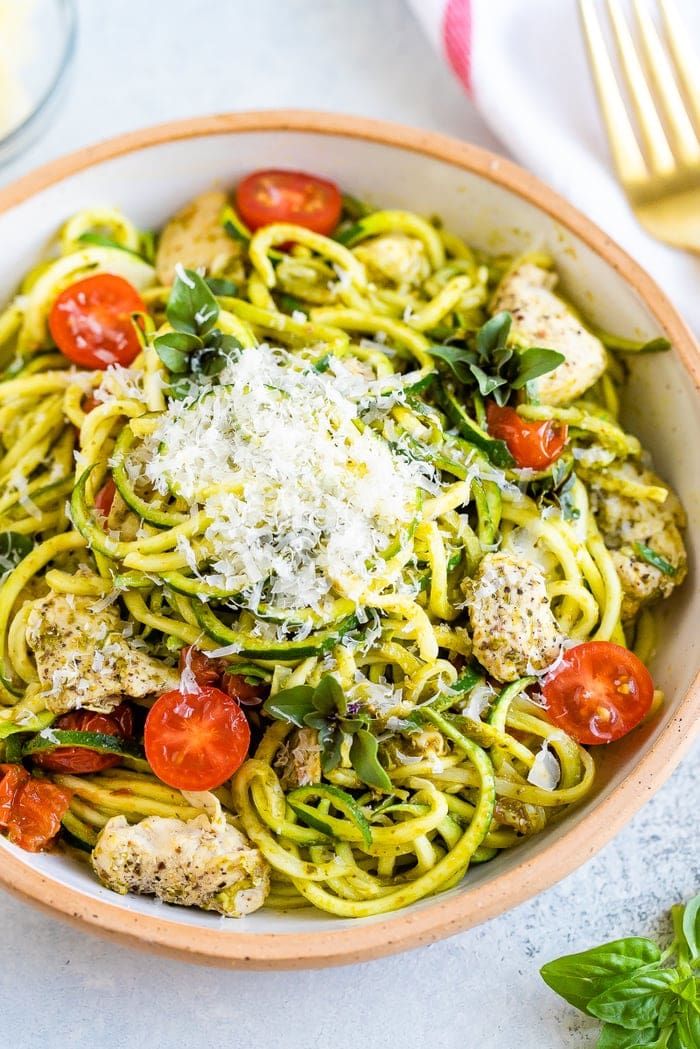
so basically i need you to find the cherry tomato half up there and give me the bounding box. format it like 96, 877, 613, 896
236, 169, 343, 235
0, 764, 72, 852
541, 641, 654, 745
49, 273, 146, 369
31, 703, 134, 774
144, 687, 251, 791
486, 402, 568, 471
179, 646, 265, 707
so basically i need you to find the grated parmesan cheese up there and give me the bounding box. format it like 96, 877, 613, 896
141, 346, 437, 613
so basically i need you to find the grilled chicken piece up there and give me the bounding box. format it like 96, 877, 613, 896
589, 460, 687, 621
276, 727, 322, 789
462, 552, 563, 682
490, 263, 607, 405
155, 190, 238, 285
25, 591, 178, 714
92, 810, 269, 917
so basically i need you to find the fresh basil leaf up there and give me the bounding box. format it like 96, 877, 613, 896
588, 970, 679, 1029
263, 686, 315, 727
318, 723, 343, 774
166, 377, 195, 401
675, 1001, 700, 1048
595, 1024, 660, 1049
166, 267, 220, 336
0, 532, 33, 570
476, 310, 511, 358
540, 938, 662, 1014
681, 895, 700, 961
349, 729, 392, 791
218, 334, 243, 355
154, 331, 202, 373
512, 346, 566, 388
633, 542, 677, 577
204, 277, 238, 297
312, 675, 346, 717
427, 344, 476, 384
469, 363, 507, 398
75, 232, 146, 260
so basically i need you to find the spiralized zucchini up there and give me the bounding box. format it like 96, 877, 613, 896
0, 192, 681, 918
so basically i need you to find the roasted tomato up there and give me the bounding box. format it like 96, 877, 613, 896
0, 764, 72, 851
236, 169, 342, 235
49, 273, 146, 368
31, 703, 134, 774
144, 687, 251, 791
486, 402, 567, 470
541, 641, 654, 745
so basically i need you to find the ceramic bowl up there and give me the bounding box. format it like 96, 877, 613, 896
0, 112, 698, 969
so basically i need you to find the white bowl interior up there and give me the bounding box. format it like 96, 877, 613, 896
0, 128, 698, 938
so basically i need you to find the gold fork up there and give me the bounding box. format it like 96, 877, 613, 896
578, 0, 700, 251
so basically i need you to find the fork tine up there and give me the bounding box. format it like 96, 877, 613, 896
579, 0, 649, 186
658, 0, 700, 136
606, 0, 676, 175
633, 0, 700, 164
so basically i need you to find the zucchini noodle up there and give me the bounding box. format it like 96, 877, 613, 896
0, 188, 685, 919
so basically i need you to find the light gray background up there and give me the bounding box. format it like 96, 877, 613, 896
1, 3, 698, 1047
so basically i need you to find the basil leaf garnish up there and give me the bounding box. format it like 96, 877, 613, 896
166, 266, 220, 336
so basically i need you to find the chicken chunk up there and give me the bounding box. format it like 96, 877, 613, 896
490, 263, 607, 405
354, 234, 430, 287
276, 727, 322, 790
462, 553, 563, 682
91, 810, 269, 917
588, 460, 687, 621
25, 592, 179, 714
155, 190, 238, 285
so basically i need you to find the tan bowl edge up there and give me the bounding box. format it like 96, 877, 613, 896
0, 110, 699, 969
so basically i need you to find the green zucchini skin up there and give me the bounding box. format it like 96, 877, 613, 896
111, 425, 188, 528
192, 602, 359, 660
437, 384, 515, 468
23, 729, 126, 759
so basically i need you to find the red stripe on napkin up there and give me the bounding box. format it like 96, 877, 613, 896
442, 0, 473, 95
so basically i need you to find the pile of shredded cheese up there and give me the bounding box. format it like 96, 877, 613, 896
141, 346, 437, 613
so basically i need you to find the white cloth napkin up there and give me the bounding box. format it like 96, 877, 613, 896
409, 0, 700, 336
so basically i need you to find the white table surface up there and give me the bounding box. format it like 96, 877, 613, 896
1, 3, 698, 1047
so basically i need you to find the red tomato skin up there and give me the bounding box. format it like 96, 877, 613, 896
222, 673, 264, 707
94, 478, 117, 521
0, 765, 72, 852
486, 402, 568, 470
144, 687, 251, 791
236, 170, 342, 235
49, 274, 146, 369
541, 642, 654, 745
31, 703, 134, 774
179, 646, 222, 689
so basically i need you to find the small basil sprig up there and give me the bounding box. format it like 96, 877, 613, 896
540, 892, 700, 1048
155, 267, 242, 396
263, 674, 392, 791
429, 311, 564, 407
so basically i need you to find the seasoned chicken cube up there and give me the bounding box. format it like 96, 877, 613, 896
588, 460, 687, 621
276, 727, 322, 790
354, 234, 430, 287
462, 553, 563, 682
25, 592, 179, 714
155, 190, 238, 285
91, 811, 269, 917
490, 263, 607, 405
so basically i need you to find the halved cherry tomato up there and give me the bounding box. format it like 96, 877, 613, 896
31, 703, 134, 774
0, 764, 72, 852
486, 402, 567, 471
94, 477, 116, 521
541, 641, 654, 745
236, 170, 342, 235
82, 394, 101, 414
49, 273, 146, 369
144, 686, 251, 790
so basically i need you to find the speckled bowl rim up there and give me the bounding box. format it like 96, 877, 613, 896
0, 110, 698, 970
